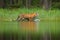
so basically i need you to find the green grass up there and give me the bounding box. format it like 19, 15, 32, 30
0, 8, 60, 21
0, 8, 60, 35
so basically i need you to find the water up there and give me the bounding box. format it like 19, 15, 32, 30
0, 21, 60, 40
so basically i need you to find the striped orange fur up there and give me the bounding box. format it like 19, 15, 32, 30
17, 13, 38, 21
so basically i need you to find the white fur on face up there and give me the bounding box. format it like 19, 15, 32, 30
34, 19, 40, 22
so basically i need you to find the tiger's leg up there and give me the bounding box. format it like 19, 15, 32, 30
17, 16, 25, 21
16, 16, 21, 21
29, 17, 33, 21
23, 18, 29, 21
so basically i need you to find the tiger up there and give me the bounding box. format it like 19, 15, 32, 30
17, 13, 39, 21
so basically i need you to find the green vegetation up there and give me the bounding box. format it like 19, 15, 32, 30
0, 8, 60, 34
0, 8, 60, 21
0, 8, 60, 40
0, 0, 60, 39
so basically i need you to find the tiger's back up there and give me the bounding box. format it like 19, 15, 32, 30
17, 13, 38, 21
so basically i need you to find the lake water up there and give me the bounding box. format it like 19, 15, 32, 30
0, 21, 60, 40
0, 21, 60, 33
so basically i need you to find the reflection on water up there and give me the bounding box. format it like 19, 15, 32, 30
19, 21, 39, 33
0, 21, 60, 40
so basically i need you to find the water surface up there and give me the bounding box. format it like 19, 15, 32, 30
0, 21, 60, 34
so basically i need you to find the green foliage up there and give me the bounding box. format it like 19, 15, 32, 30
52, 2, 60, 9
0, 8, 60, 21
0, 8, 60, 39
0, 0, 60, 9
32, 0, 40, 6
